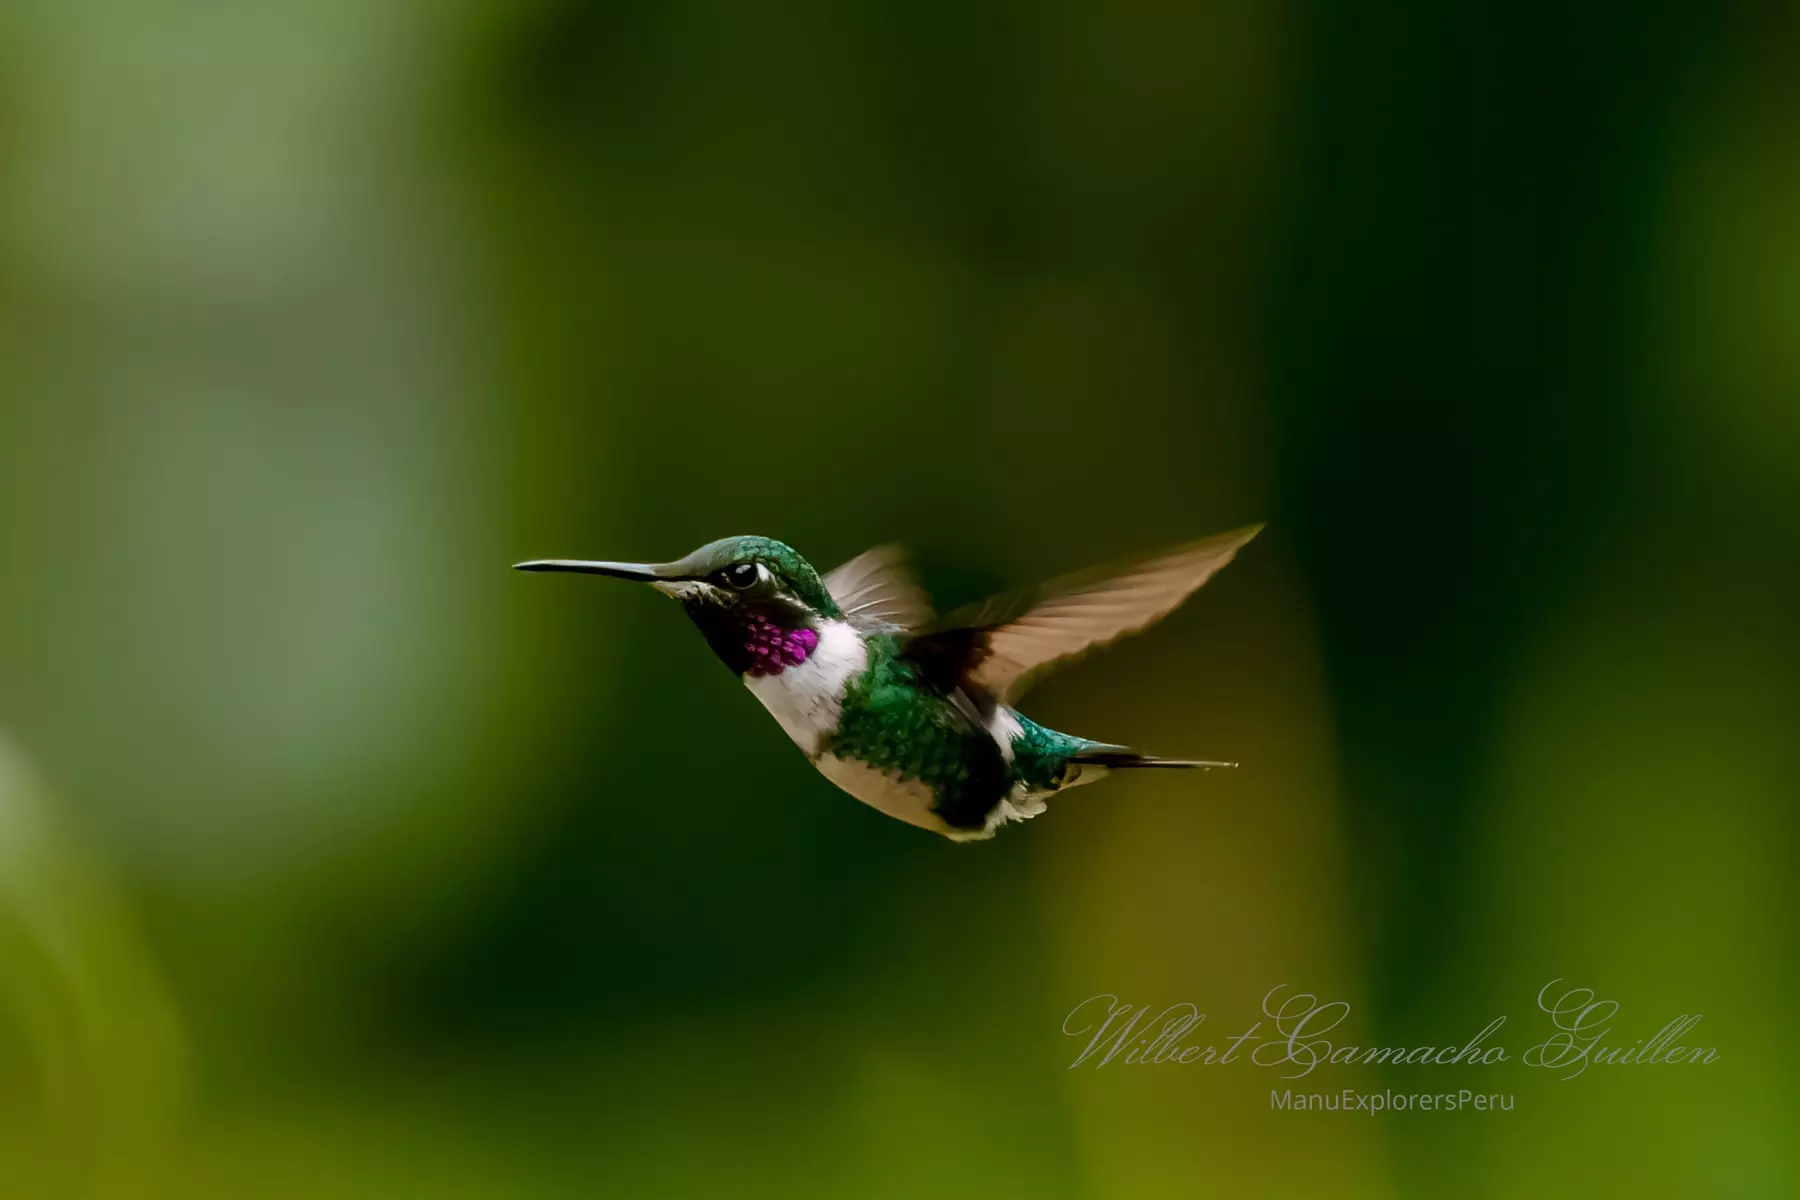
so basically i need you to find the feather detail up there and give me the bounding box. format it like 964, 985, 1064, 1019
821, 544, 934, 632
920, 524, 1262, 702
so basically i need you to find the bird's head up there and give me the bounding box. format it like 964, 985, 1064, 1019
515, 536, 843, 676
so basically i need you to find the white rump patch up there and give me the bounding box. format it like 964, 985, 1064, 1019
987, 707, 1023, 763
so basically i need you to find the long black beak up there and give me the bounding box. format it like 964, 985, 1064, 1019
512, 559, 673, 582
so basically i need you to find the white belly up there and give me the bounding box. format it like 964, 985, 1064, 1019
817, 753, 950, 834
817, 754, 1055, 842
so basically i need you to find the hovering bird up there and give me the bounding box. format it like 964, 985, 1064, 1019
515, 526, 1260, 840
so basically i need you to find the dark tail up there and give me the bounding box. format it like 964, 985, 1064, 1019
1072, 745, 1237, 771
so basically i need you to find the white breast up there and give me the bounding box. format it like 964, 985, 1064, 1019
742, 620, 866, 756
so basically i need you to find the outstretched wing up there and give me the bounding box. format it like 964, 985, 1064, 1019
822, 544, 934, 632
913, 524, 1262, 703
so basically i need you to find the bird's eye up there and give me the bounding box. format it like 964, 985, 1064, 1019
722, 562, 760, 590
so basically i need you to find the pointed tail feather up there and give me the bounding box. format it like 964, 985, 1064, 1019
1072, 745, 1237, 771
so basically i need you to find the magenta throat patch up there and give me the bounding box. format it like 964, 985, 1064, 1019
743, 614, 819, 677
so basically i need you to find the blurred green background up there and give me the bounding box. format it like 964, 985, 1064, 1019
2, 1, 1796, 1196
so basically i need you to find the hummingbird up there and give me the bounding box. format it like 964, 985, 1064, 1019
515, 525, 1260, 841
